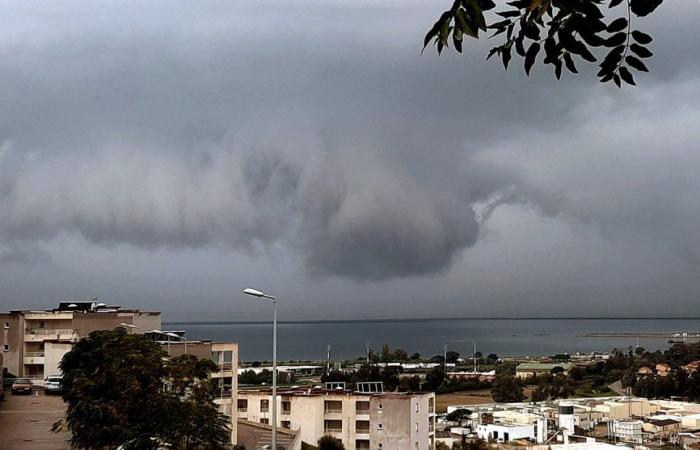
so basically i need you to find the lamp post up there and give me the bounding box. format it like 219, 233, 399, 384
166, 332, 187, 354
119, 323, 140, 334
151, 330, 172, 356
243, 287, 277, 450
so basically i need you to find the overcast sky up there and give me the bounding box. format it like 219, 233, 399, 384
0, 0, 698, 320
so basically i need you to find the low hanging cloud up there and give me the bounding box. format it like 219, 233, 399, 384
0, 122, 484, 280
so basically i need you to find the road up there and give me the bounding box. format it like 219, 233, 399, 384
0, 389, 72, 450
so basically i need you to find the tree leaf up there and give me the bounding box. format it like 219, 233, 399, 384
609, 0, 624, 8
625, 55, 649, 72
630, 43, 653, 58
613, 73, 621, 87
524, 42, 541, 75
607, 17, 628, 33
563, 53, 578, 73
630, 0, 663, 17
497, 10, 521, 18
619, 66, 636, 85
501, 45, 512, 69
631, 30, 653, 44
605, 32, 627, 47
554, 59, 562, 79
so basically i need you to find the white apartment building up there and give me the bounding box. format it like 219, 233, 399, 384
1, 301, 161, 381
238, 385, 436, 450
607, 420, 643, 444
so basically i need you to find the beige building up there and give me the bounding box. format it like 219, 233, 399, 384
156, 339, 239, 446
238, 386, 436, 450
1, 300, 161, 381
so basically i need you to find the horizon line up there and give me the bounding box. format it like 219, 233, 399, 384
163, 316, 700, 326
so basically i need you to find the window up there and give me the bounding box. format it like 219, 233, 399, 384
415, 403, 419, 412
415, 422, 419, 432
39, 321, 45, 329
377, 423, 383, 430
4, 322, 9, 329
3, 344, 8, 352
260, 399, 269, 412
260, 418, 269, 425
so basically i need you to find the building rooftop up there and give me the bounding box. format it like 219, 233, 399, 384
516, 362, 574, 371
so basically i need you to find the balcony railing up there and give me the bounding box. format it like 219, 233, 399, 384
356, 428, 370, 434
356, 409, 370, 414
26, 328, 75, 335
215, 362, 233, 371
281, 409, 291, 416
237, 408, 248, 413
24, 351, 45, 357
324, 427, 342, 434
324, 408, 343, 414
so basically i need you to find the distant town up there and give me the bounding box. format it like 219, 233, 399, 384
4, 301, 700, 449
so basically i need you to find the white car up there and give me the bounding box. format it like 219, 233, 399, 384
44, 376, 63, 395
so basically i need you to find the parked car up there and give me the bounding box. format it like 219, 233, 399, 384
11, 378, 32, 395
44, 376, 63, 395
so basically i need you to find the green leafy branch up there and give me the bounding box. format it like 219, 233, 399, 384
424, 0, 663, 87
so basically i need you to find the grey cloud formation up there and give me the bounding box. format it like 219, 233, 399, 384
0, 0, 699, 316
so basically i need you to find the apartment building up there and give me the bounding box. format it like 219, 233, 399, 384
154, 339, 239, 446
1, 300, 161, 380
237, 385, 436, 450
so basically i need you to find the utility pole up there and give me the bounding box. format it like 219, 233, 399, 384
326, 345, 331, 374
443, 344, 448, 371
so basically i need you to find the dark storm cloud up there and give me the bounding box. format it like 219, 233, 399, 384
0, 0, 699, 304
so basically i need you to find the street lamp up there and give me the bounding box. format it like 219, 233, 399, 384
166, 332, 187, 354
243, 287, 277, 450
119, 323, 140, 334
150, 330, 172, 356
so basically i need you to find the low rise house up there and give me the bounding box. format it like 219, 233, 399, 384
446, 370, 495, 382
656, 363, 672, 376
682, 360, 700, 374
642, 417, 680, 436
515, 362, 574, 379
638, 366, 653, 376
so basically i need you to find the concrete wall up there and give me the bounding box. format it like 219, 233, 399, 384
44, 342, 72, 377
370, 396, 413, 450
0, 314, 22, 376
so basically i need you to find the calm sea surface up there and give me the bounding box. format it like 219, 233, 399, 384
163, 319, 700, 362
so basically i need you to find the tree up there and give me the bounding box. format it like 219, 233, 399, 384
491, 373, 525, 403
54, 329, 229, 450
410, 352, 421, 360
446, 351, 461, 364
381, 344, 392, 363
425, 367, 446, 391
446, 408, 473, 426
425, 0, 663, 87
393, 348, 409, 361
435, 442, 450, 450
318, 435, 345, 450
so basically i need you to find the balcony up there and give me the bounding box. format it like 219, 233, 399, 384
24, 352, 45, 365
324, 419, 342, 435
24, 328, 77, 342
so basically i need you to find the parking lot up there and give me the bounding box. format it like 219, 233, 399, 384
0, 389, 72, 450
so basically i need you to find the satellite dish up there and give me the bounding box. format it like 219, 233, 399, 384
67, 303, 77, 308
